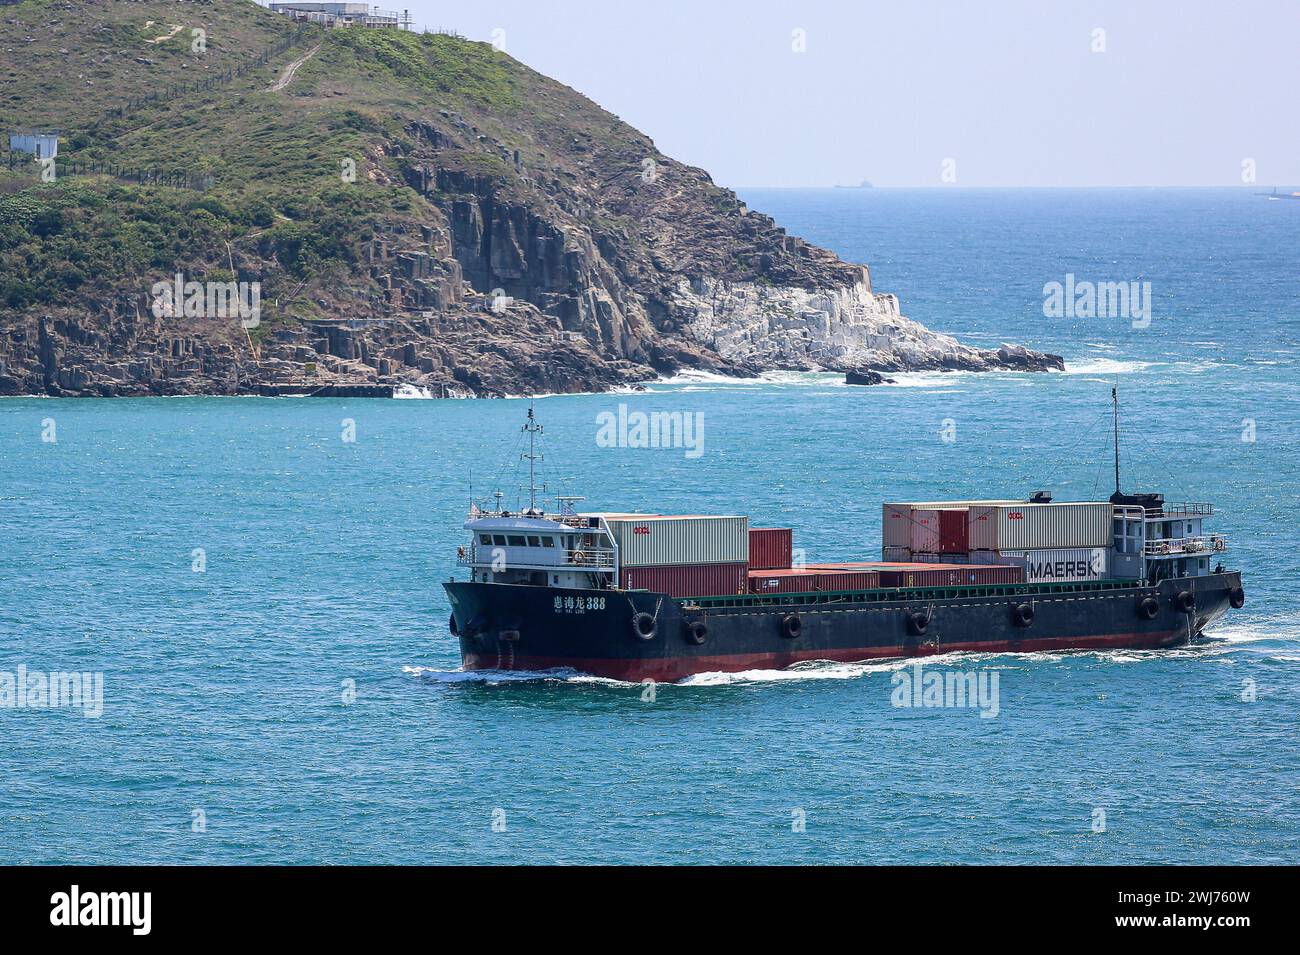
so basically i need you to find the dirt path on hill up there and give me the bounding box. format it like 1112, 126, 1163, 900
267, 45, 320, 92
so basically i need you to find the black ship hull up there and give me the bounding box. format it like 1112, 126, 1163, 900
444, 571, 1244, 682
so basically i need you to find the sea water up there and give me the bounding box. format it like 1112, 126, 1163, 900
1, 187, 1296, 864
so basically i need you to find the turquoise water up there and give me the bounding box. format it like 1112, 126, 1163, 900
2, 188, 1297, 864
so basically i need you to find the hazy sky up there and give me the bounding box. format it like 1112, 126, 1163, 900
268, 1, 1298, 188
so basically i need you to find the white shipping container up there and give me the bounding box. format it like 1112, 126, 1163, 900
967, 502, 1112, 551
594, 514, 749, 567
882, 545, 912, 562
910, 508, 942, 553
1006, 547, 1110, 583
882, 504, 913, 548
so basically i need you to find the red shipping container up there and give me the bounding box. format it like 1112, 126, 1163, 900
939, 509, 969, 554
748, 528, 794, 570
748, 568, 881, 593
622, 562, 747, 597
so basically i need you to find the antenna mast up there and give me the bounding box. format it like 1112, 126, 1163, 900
522, 403, 543, 515
1112, 384, 1121, 496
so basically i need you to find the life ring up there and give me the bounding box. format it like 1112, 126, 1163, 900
448, 612, 459, 636
457, 546, 465, 559
781, 614, 802, 639
1012, 603, 1034, 628
906, 611, 929, 636
1137, 597, 1159, 620
631, 612, 657, 641
1229, 587, 1246, 609
570, 550, 587, 565
685, 620, 708, 645
1175, 590, 1196, 614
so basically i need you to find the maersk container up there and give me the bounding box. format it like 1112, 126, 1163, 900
622, 562, 747, 597
998, 547, 1109, 583
595, 514, 749, 567
909, 509, 942, 553
748, 527, 793, 570
967, 502, 1112, 551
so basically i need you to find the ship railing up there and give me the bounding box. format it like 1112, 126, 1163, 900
1143, 535, 1227, 556
465, 507, 592, 528
1146, 502, 1214, 518
456, 547, 616, 569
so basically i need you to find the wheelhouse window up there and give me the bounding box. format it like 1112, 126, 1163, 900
492, 535, 507, 546
541, 537, 555, 548
479, 534, 492, 545
507, 535, 527, 547
527, 536, 542, 547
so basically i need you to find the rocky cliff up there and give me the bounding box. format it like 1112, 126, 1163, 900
0, 0, 1061, 397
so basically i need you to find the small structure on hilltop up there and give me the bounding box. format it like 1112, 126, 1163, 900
8, 130, 60, 161
267, 3, 412, 30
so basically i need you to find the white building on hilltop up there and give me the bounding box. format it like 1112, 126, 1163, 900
8, 131, 59, 161
267, 3, 411, 29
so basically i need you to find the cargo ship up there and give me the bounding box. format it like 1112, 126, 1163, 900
444, 404, 1246, 681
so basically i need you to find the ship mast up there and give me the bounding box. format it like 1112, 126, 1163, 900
522, 403, 543, 515
1112, 384, 1121, 496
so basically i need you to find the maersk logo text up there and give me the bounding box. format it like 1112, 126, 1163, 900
50, 885, 151, 935
1043, 273, 1153, 329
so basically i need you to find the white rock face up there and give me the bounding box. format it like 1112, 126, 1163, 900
671, 275, 1004, 371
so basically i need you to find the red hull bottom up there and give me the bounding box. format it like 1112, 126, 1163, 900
463, 630, 1186, 683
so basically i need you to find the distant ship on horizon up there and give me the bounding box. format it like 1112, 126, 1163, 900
1259, 186, 1300, 200
834, 179, 874, 189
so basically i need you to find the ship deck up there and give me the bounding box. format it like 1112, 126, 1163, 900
677, 577, 1150, 609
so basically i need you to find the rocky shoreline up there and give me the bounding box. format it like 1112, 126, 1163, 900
0, 5, 1064, 399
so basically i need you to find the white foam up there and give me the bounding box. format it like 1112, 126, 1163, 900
1062, 357, 1154, 375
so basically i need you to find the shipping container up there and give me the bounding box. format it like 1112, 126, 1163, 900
967, 502, 1112, 551
748, 527, 793, 570
910, 508, 942, 553
882, 545, 912, 562
939, 508, 969, 553
884, 501, 1018, 549
622, 562, 747, 597
876, 563, 1025, 588
989, 547, 1109, 583
882, 504, 913, 548
591, 514, 749, 567
749, 567, 881, 594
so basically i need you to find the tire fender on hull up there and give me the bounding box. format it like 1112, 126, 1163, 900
631, 612, 657, 642
685, 620, 708, 645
